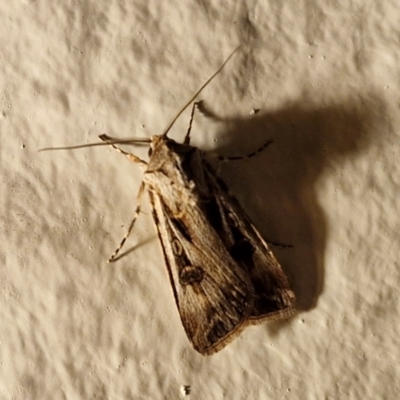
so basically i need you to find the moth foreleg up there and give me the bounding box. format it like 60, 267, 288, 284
99, 134, 148, 166
106, 181, 146, 263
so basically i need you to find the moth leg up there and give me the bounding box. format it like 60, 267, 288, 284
183, 101, 202, 145
99, 134, 148, 166
217, 139, 273, 161
264, 239, 293, 248
106, 181, 146, 263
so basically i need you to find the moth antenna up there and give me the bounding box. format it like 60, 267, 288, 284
39, 138, 151, 152
41, 47, 240, 152
162, 46, 241, 138
99, 134, 147, 166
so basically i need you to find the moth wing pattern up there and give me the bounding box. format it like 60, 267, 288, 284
144, 139, 257, 354
201, 159, 296, 323
149, 190, 256, 354
174, 142, 295, 324
143, 137, 295, 354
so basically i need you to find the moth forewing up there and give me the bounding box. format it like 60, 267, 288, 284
204, 168, 296, 323
142, 135, 295, 354
149, 191, 254, 355
145, 138, 256, 354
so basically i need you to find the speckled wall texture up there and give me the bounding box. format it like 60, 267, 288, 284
1, 1, 399, 399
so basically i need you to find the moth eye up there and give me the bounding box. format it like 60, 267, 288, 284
179, 265, 204, 285
148, 147, 153, 157
172, 239, 183, 255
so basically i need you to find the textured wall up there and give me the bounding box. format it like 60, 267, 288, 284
1, 1, 399, 398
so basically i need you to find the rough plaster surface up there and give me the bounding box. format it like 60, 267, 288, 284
1, 1, 399, 399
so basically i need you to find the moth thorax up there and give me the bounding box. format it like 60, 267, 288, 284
179, 265, 204, 286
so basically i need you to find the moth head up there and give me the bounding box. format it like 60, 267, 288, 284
148, 135, 161, 157
148, 134, 175, 157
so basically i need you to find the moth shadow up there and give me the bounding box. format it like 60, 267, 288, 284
199, 96, 381, 312
109, 235, 155, 263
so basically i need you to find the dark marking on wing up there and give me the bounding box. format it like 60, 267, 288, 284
179, 265, 204, 285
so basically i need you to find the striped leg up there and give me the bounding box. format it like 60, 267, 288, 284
98, 134, 148, 262
106, 181, 146, 263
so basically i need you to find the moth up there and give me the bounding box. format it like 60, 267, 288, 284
42, 48, 295, 355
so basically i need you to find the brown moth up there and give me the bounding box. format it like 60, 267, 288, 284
42, 48, 295, 354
